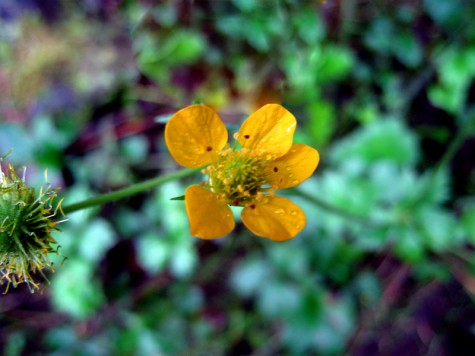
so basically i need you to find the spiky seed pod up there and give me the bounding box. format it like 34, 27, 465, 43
0, 163, 66, 293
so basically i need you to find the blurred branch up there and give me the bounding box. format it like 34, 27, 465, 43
435, 106, 475, 172
292, 188, 382, 226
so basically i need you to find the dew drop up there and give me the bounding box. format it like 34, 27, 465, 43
292, 180, 299, 185
295, 224, 301, 229
274, 208, 285, 215
288, 173, 294, 178
285, 166, 291, 171
290, 210, 297, 216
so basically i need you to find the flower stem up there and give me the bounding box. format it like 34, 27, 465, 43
291, 188, 381, 226
62, 168, 200, 214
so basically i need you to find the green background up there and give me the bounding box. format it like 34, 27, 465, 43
1, 0, 475, 354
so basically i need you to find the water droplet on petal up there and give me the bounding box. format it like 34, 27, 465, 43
285, 166, 291, 171
274, 208, 285, 214
295, 224, 301, 229
288, 174, 294, 178
292, 180, 299, 185
290, 210, 297, 216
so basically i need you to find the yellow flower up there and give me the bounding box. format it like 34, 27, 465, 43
165, 104, 320, 241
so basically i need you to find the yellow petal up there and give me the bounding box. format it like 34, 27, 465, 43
241, 196, 305, 241
267, 144, 320, 189
238, 104, 296, 160
185, 185, 235, 239
165, 105, 228, 168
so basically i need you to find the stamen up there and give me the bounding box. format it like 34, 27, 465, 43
203, 149, 269, 206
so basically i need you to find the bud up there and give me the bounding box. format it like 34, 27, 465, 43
0, 162, 66, 292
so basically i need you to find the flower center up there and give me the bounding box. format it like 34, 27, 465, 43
203, 149, 270, 206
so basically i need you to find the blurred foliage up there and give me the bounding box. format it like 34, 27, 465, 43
1, 0, 475, 355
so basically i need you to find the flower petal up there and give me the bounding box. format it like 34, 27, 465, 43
185, 185, 235, 239
241, 196, 305, 241
165, 105, 228, 168
238, 104, 296, 160
267, 144, 320, 189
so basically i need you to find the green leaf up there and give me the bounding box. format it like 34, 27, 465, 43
232, 0, 258, 12
257, 281, 300, 318
170, 245, 196, 278
152, 2, 178, 27
461, 205, 475, 244
292, 7, 325, 44
137, 30, 205, 81
393, 227, 425, 263
428, 84, 464, 114
429, 47, 475, 113
306, 99, 336, 147
393, 31, 423, 67
423, 0, 464, 28
231, 258, 271, 297
244, 18, 270, 52
364, 17, 394, 54
51, 260, 105, 318
330, 118, 419, 166
78, 219, 116, 262
418, 208, 456, 251
137, 233, 169, 274
351, 272, 382, 307
121, 135, 149, 161
316, 45, 354, 83
170, 195, 185, 201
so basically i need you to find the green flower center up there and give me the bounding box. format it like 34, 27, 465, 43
204, 150, 270, 206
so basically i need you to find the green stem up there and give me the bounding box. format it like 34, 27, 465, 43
291, 188, 380, 226
62, 168, 200, 214
436, 107, 475, 172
